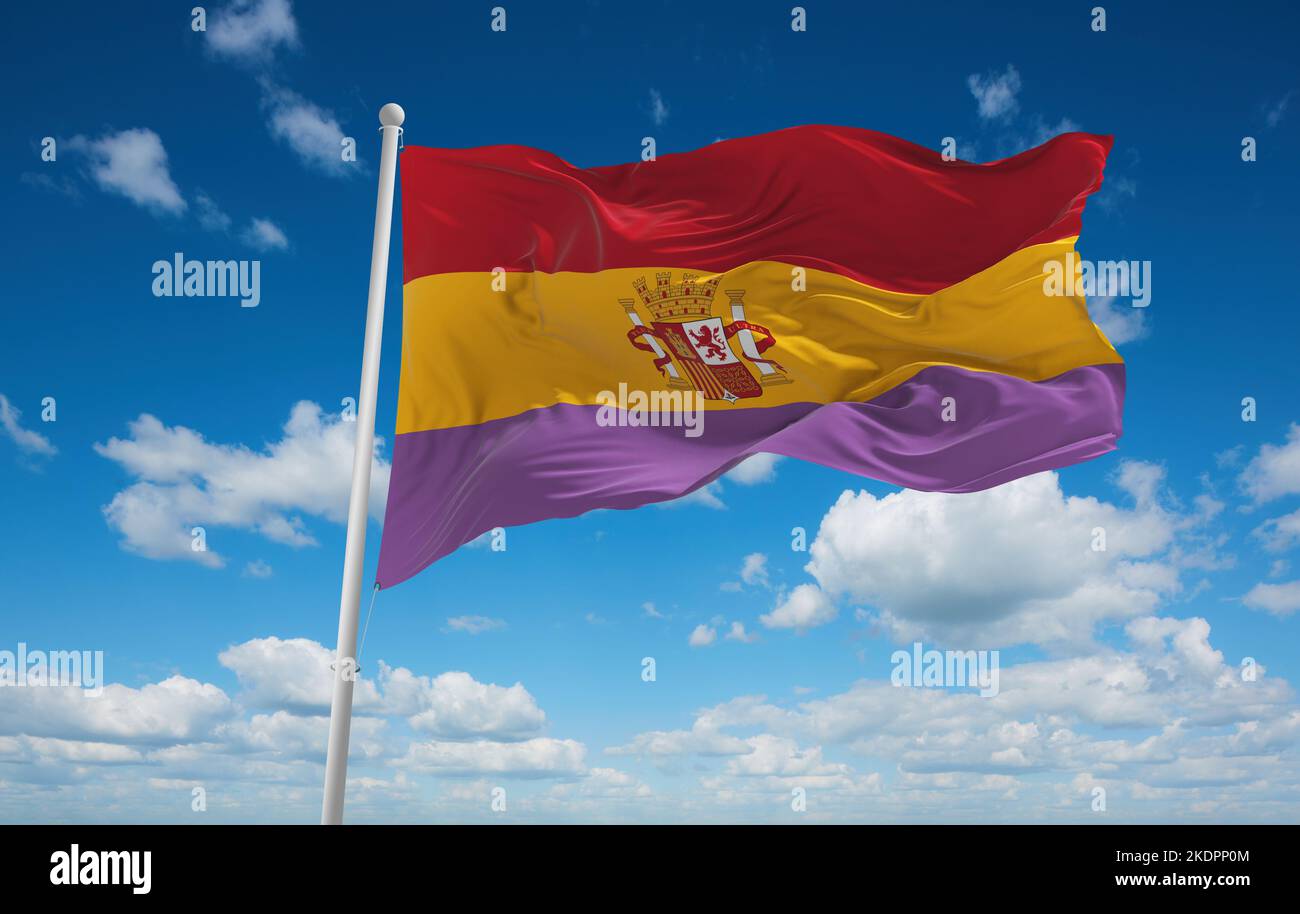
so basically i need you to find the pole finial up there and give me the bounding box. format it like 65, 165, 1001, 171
379, 103, 405, 128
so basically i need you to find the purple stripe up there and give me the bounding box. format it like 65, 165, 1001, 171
375, 363, 1124, 588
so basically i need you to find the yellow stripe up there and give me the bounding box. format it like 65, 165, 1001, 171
396, 239, 1120, 434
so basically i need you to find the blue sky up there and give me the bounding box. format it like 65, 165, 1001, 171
2, 0, 1300, 823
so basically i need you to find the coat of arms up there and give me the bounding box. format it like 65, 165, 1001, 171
619, 272, 790, 402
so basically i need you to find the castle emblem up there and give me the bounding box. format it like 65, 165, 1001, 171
619, 272, 790, 402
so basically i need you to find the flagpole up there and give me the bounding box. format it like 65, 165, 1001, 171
321, 102, 404, 825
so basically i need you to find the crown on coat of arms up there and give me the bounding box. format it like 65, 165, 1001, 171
632, 272, 719, 322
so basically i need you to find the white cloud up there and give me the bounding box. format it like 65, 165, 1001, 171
648, 88, 669, 126
1256, 508, 1300, 553
967, 64, 1021, 120
725, 454, 783, 485
194, 191, 232, 232
242, 559, 273, 578
723, 552, 770, 592
215, 710, 385, 761
217, 637, 546, 741
1266, 91, 1294, 129
546, 766, 652, 802
724, 621, 759, 644
1125, 616, 1224, 679
1243, 581, 1300, 618
240, 217, 289, 251
0, 735, 145, 766
657, 481, 725, 510
2, 607, 1298, 822
740, 552, 768, 587
688, 624, 717, 648
261, 82, 352, 175
1088, 295, 1149, 346
206, 0, 299, 62
760, 583, 838, 632
1031, 116, 1081, 145
0, 635, 622, 820
68, 128, 185, 215
0, 393, 56, 457
802, 469, 1177, 648
1242, 425, 1300, 502
607, 612, 1298, 820
382, 669, 546, 741
606, 715, 752, 758
723, 735, 849, 778
94, 401, 390, 568
445, 615, 506, 635
0, 677, 232, 744
642, 601, 665, 619
218, 636, 381, 713
394, 738, 585, 778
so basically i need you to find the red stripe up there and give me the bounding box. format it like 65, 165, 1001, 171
400, 125, 1112, 294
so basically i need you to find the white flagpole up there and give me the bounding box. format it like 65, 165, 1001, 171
321, 102, 404, 825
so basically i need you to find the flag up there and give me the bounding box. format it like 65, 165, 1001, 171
375, 125, 1123, 587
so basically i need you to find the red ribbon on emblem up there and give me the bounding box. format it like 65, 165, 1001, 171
723, 320, 785, 372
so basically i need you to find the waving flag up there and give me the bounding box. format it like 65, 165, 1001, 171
375, 125, 1123, 588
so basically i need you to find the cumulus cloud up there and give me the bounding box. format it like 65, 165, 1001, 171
215, 710, 386, 762
802, 468, 1178, 648
94, 401, 390, 568
1256, 508, 1300, 553
206, 0, 299, 62
261, 82, 352, 175
240, 217, 289, 251
381, 668, 546, 741
194, 191, 233, 232
0, 635, 634, 821
608, 613, 1298, 819
67, 128, 185, 215
218, 636, 381, 713
1243, 581, 1300, 618
1088, 295, 1149, 346
394, 738, 586, 778
1031, 115, 1081, 145
242, 559, 273, 578
724, 621, 759, 644
721, 552, 770, 593
444, 615, 506, 635
2, 607, 1297, 822
658, 481, 725, 510
219, 637, 546, 740
0, 676, 232, 744
1265, 91, 1294, 129
968, 64, 1022, 120
688, 624, 717, 648
606, 713, 752, 759
723, 734, 850, 778
760, 583, 838, 632
725, 454, 783, 485
1241, 425, 1300, 502
0, 393, 56, 458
